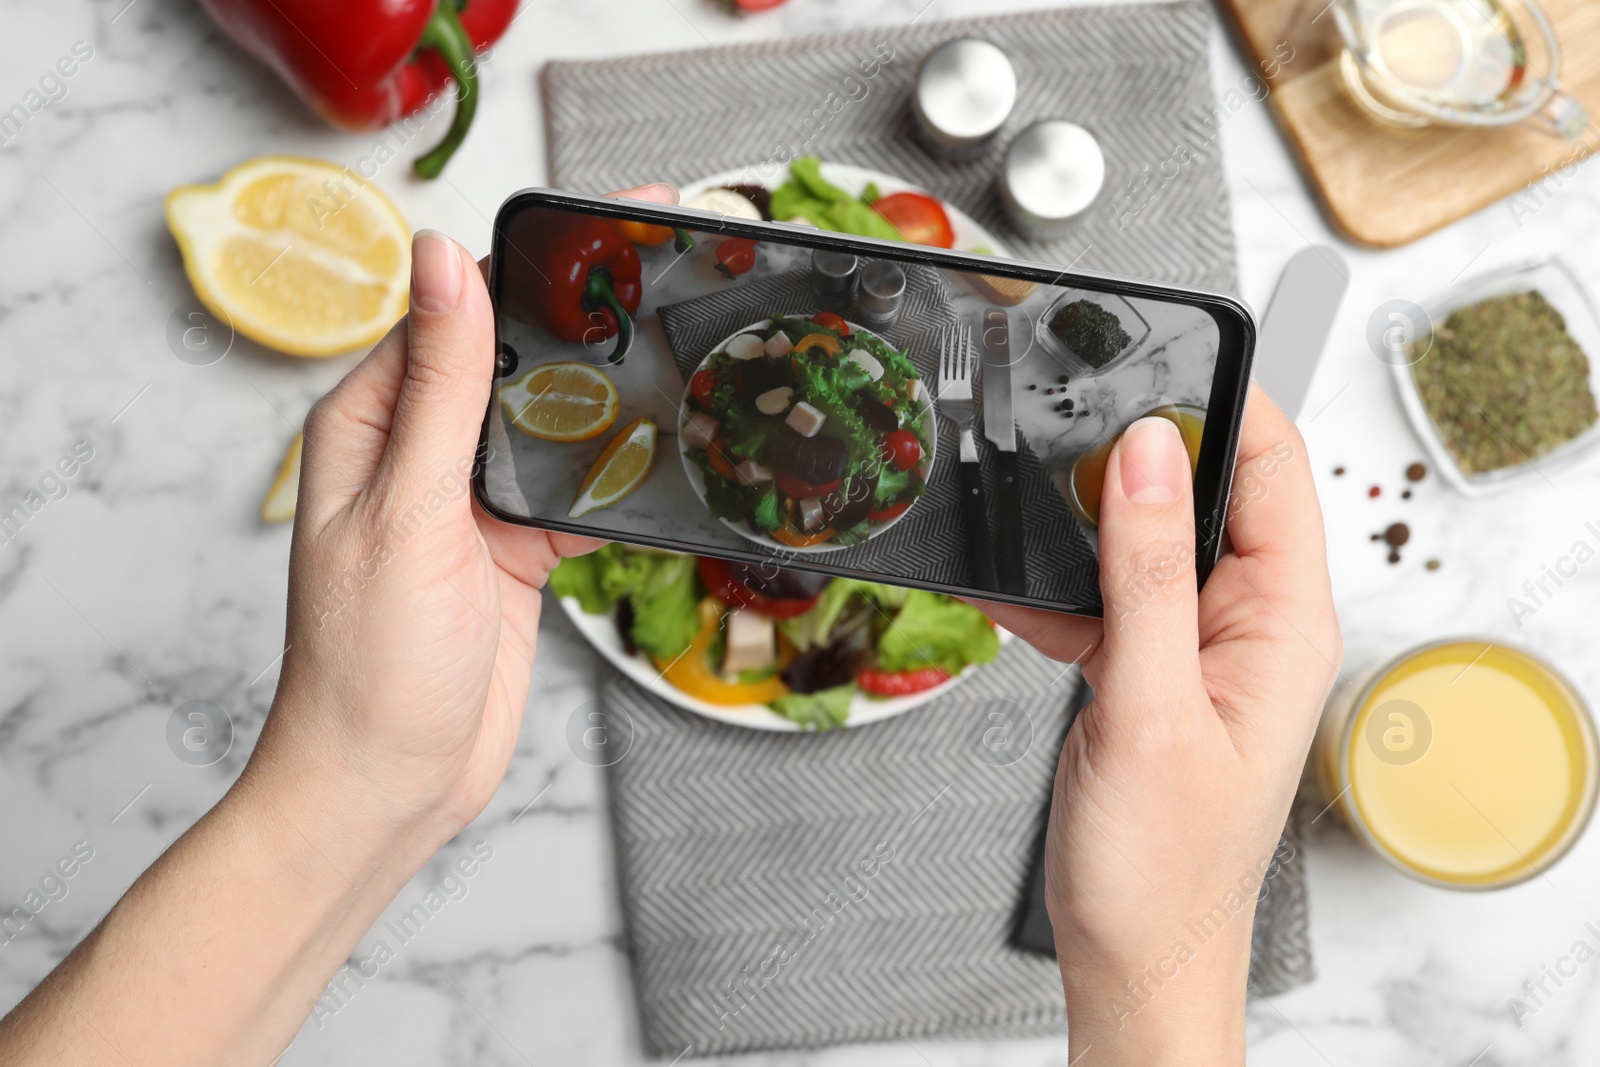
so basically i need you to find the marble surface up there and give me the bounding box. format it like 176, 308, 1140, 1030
4, 0, 1600, 1064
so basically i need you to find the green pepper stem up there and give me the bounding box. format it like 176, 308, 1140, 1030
412, 3, 480, 179
583, 268, 634, 364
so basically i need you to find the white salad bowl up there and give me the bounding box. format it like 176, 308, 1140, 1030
677, 318, 936, 554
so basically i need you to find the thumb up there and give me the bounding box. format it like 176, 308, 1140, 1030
1093, 415, 1202, 691
377, 229, 495, 500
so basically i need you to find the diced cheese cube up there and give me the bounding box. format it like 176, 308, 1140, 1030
799, 496, 827, 531
721, 608, 776, 675
736, 459, 772, 487
846, 349, 883, 382
755, 386, 793, 415
726, 333, 765, 361
785, 401, 826, 438
764, 331, 794, 358
682, 411, 719, 450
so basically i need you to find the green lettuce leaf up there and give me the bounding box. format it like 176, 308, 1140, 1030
550, 547, 702, 662
549, 552, 613, 614
627, 553, 701, 661
876, 591, 1000, 674
771, 683, 855, 731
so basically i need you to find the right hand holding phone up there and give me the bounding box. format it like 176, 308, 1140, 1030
977, 387, 1341, 1064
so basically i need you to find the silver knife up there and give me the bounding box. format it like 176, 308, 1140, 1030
1254, 246, 1348, 421
981, 308, 1027, 594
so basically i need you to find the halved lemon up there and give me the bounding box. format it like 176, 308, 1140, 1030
571, 418, 656, 518
262, 432, 302, 524
500, 362, 619, 442
166, 156, 411, 357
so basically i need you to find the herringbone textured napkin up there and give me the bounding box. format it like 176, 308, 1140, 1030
543, 2, 1313, 1055
544, 2, 1238, 291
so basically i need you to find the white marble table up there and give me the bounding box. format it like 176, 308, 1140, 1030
4, 0, 1600, 1063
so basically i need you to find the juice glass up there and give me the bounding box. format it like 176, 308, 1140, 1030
1067, 404, 1204, 526
1311, 639, 1598, 889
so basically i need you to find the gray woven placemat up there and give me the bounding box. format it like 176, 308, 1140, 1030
547, 2, 1309, 1055
602, 646, 1311, 1058
544, 1, 1238, 291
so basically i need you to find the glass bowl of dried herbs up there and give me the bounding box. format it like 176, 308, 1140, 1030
1395, 255, 1600, 495
1036, 290, 1151, 374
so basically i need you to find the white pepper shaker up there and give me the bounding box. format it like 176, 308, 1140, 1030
999, 119, 1106, 240
911, 38, 1017, 160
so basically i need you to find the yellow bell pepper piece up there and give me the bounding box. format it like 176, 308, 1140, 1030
655, 599, 790, 706
793, 332, 841, 356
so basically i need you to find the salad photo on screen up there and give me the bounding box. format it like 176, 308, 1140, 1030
679, 313, 935, 551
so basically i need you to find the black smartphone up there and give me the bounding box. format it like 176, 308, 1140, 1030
476, 189, 1254, 617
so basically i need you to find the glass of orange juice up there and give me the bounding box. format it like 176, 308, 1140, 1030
1311, 639, 1598, 889
1067, 403, 1205, 526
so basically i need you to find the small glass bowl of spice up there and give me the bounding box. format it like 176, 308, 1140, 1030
1035, 289, 1151, 374
1394, 255, 1600, 495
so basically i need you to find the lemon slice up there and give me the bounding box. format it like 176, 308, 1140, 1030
166, 156, 411, 357
500, 362, 619, 442
262, 432, 302, 524
571, 418, 656, 518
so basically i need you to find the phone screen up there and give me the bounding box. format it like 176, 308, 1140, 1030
479, 194, 1251, 615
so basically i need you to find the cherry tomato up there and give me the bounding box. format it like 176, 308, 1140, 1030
731, 0, 789, 10
706, 436, 739, 482
809, 311, 849, 335
866, 500, 911, 523
715, 238, 759, 278
611, 219, 674, 246
690, 368, 717, 409
696, 557, 821, 619
872, 192, 956, 249
858, 666, 951, 696
881, 429, 922, 472
776, 473, 842, 500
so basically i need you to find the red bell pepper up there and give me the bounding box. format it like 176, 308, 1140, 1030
503, 209, 642, 363
198, 0, 515, 179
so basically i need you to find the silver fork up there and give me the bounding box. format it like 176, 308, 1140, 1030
936, 325, 997, 589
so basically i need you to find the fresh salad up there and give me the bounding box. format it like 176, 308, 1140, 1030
552, 545, 1000, 729
770, 156, 957, 249
686, 157, 961, 250
681, 313, 933, 549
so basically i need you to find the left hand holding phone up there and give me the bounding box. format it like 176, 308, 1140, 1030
0, 186, 678, 1066
262, 183, 680, 843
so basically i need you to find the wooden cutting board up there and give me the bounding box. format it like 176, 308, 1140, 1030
1219, 0, 1600, 247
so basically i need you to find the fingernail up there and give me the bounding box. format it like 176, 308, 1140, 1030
412, 229, 462, 313
640, 182, 679, 204
1116, 417, 1187, 505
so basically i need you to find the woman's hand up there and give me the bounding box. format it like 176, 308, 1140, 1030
253, 183, 679, 845
0, 187, 681, 1067
979, 388, 1341, 1065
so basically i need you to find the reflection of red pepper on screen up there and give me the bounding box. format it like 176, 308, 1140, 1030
198, 0, 515, 178
506, 211, 642, 364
